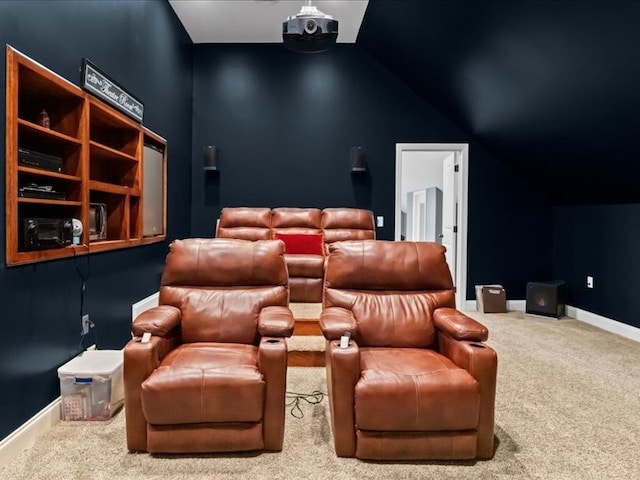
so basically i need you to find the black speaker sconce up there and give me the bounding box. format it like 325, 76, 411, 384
350, 146, 366, 173
204, 145, 219, 172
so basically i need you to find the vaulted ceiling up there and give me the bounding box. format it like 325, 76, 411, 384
172, 0, 640, 205
358, 0, 640, 205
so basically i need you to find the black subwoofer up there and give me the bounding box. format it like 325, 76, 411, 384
526, 281, 566, 319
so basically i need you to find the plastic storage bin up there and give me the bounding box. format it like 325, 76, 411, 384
58, 350, 124, 421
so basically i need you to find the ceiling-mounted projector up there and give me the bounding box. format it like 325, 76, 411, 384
282, 1, 338, 53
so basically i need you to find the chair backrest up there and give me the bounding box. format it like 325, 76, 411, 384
321, 208, 375, 244
159, 238, 288, 344
271, 207, 322, 236
216, 207, 272, 240
324, 240, 455, 349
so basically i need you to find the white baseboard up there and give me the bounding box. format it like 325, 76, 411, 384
131, 291, 159, 322
507, 300, 526, 311
464, 299, 639, 343
463, 300, 525, 312
0, 398, 60, 468
566, 305, 640, 343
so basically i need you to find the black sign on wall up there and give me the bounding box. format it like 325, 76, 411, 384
81, 59, 144, 122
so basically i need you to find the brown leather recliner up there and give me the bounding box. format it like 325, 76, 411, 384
124, 238, 294, 454
271, 207, 325, 303
320, 240, 497, 461
216, 207, 376, 302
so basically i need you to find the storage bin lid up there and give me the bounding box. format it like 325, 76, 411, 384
57, 350, 123, 377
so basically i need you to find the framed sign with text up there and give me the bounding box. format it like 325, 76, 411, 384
81, 59, 144, 123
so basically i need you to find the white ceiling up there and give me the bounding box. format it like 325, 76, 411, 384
168, 0, 369, 44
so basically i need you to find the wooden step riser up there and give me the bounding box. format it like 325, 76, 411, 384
289, 315, 323, 366
293, 319, 322, 336
288, 350, 325, 367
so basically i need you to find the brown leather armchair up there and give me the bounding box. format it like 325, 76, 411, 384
320, 240, 497, 461
124, 238, 294, 454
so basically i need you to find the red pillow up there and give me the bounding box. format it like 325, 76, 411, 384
274, 233, 324, 255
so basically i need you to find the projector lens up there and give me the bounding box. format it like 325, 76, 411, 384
305, 19, 317, 34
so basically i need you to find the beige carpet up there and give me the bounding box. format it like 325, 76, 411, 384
287, 335, 325, 352
289, 302, 322, 320
289, 302, 324, 352
2, 310, 640, 479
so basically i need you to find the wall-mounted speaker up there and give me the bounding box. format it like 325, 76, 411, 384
204, 145, 218, 172
526, 281, 566, 319
350, 146, 366, 173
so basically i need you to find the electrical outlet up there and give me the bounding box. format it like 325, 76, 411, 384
82, 314, 91, 335
587, 276, 594, 289
376, 216, 384, 227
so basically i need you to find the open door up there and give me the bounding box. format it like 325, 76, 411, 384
395, 143, 469, 309
441, 153, 456, 276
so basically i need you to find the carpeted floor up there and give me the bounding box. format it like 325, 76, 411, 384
288, 303, 324, 352
2, 309, 639, 479
289, 302, 322, 320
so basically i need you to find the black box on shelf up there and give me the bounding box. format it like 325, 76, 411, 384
19, 184, 66, 200
19, 218, 73, 251
18, 147, 63, 173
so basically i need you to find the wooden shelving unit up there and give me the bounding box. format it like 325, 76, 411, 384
5, 46, 167, 266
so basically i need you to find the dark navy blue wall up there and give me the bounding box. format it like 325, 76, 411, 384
357, 0, 640, 332
190, 44, 552, 302
0, 0, 192, 440
6, 0, 630, 446
553, 205, 640, 329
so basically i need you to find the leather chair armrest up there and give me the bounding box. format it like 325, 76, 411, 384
258, 306, 294, 337
124, 334, 178, 452
320, 307, 357, 340
326, 339, 360, 457
437, 335, 498, 459
132, 305, 181, 338
433, 307, 488, 342
258, 337, 288, 451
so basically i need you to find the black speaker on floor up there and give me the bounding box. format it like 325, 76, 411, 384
526, 281, 566, 319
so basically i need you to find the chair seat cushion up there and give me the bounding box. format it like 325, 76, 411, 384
355, 348, 480, 432
284, 254, 324, 277
141, 343, 264, 425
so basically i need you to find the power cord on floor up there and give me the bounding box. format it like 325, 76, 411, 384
285, 390, 326, 419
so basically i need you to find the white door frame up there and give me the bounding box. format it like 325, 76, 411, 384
395, 143, 469, 308
412, 189, 427, 241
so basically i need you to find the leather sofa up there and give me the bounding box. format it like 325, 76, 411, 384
216, 207, 375, 302
320, 240, 498, 460
124, 238, 294, 454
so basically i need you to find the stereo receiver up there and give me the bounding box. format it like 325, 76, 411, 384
19, 218, 73, 251
18, 147, 63, 173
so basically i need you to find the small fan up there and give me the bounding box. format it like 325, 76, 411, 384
72, 218, 83, 245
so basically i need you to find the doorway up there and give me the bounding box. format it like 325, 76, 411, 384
395, 143, 469, 308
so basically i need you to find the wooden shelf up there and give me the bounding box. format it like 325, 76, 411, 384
89, 141, 138, 163
18, 166, 81, 182
89, 180, 140, 196
5, 46, 167, 266
88, 239, 135, 250
7, 245, 86, 267
18, 198, 82, 207
18, 119, 83, 145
